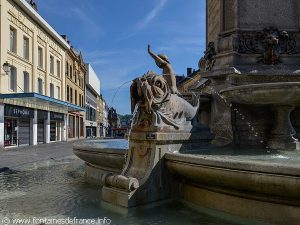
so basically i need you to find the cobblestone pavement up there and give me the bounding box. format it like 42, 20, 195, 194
0, 141, 84, 169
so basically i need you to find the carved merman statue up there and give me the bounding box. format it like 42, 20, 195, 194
148, 44, 179, 94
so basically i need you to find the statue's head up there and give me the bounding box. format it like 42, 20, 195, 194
156, 54, 169, 68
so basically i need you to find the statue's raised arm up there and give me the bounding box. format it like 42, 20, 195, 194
147, 44, 179, 94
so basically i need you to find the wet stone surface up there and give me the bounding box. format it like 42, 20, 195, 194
0, 156, 266, 225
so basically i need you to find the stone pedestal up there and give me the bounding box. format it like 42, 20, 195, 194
101, 131, 211, 207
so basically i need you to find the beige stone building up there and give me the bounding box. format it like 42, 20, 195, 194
64, 43, 86, 140
0, 0, 84, 148
177, 70, 201, 93
97, 94, 104, 137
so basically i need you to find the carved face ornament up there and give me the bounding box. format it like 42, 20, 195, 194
137, 75, 170, 114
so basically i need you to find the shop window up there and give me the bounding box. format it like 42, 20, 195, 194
23, 72, 29, 92
56, 60, 60, 77
10, 26, 17, 53
50, 55, 54, 74
38, 47, 43, 68
50, 83, 54, 98
38, 78, 43, 94
80, 117, 84, 137
9, 66, 17, 92
23, 36, 29, 60
68, 115, 75, 138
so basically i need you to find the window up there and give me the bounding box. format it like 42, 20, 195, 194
23, 72, 29, 92
50, 55, 54, 74
80, 117, 84, 137
68, 115, 75, 138
75, 90, 77, 105
23, 36, 29, 60
56, 86, 60, 99
50, 83, 54, 98
74, 71, 77, 83
67, 85, 70, 102
10, 27, 17, 53
70, 87, 73, 103
38, 47, 43, 68
38, 78, 43, 94
82, 95, 84, 107
79, 94, 81, 106
56, 60, 60, 77
78, 77, 81, 87
9, 66, 17, 92
70, 66, 72, 79
66, 62, 69, 77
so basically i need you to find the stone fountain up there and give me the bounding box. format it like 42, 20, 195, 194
73, 1, 300, 224
199, 0, 300, 151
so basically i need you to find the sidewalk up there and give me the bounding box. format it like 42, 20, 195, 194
0, 141, 82, 169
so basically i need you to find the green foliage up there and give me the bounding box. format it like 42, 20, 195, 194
119, 114, 133, 124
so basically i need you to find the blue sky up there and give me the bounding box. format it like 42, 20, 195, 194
38, 0, 206, 114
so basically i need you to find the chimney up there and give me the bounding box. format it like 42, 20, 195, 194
61, 35, 70, 44
29, 0, 38, 11
187, 67, 192, 76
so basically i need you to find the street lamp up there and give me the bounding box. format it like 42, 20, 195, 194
2, 61, 11, 75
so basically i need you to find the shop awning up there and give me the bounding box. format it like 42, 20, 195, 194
0, 92, 85, 114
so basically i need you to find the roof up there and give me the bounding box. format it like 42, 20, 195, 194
0, 92, 85, 113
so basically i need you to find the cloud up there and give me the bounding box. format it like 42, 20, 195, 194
135, 0, 168, 30
116, 0, 168, 42
70, 7, 105, 37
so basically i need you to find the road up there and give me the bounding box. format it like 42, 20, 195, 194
0, 141, 82, 169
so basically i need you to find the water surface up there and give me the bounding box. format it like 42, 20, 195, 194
0, 156, 269, 225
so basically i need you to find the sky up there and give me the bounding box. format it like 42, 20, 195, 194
37, 0, 206, 115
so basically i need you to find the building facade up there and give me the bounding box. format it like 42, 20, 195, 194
64, 43, 86, 141
85, 63, 100, 138
102, 99, 109, 137
108, 107, 121, 137
0, 0, 84, 148
177, 69, 200, 93
97, 94, 104, 137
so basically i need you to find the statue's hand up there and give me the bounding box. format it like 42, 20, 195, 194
148, 44, 151, 53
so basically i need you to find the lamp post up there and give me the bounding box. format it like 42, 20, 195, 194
2, 61, 11, 75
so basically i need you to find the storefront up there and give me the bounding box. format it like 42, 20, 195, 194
0, 93, 85, 148
86, 126, 96, 138
37, 110, 48, 144
4, 105, 34, 147
50, 112, 64, 142
67, 112, 85, 140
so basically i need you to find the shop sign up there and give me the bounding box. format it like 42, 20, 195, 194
4, 105, 34, 118
37, 110, 48, 120
50, 112, 64, 121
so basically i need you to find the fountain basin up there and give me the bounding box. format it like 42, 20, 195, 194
73, 139, 127, 185
220, 82, 300, 105
220, 82, 300, 150
165, 150, 300, 225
